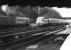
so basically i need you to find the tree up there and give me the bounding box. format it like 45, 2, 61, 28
1, 5, 62, 19
38, 7, 62, 19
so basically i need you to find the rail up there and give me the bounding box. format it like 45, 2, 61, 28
0, 27, 65, 50
0, 25, 65, 37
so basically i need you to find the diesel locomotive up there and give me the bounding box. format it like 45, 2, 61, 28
0, 16, 30, 26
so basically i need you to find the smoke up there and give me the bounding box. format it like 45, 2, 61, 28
1, 4, 8, 13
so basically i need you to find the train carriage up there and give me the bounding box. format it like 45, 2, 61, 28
0, 16, 30, 26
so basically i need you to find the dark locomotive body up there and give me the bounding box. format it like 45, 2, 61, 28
0, 16, 30, 26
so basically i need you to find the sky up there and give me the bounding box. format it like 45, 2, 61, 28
52, 7, 71, 18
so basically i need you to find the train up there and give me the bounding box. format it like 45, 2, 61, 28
34, 17, 68, 26
0, 16, 30, 26
0, 15, 69, 27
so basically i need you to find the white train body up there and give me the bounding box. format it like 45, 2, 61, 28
48, 18, 64, 23
36, 17, 68, 25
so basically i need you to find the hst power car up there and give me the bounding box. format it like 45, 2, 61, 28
36, 17, 68, 26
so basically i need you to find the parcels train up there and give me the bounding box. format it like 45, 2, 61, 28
0, 16, 30, 26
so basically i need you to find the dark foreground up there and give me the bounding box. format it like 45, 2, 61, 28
10, 34, 68, 50
0, 25, 67, 50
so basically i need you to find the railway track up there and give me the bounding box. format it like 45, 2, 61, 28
0, 25, 64, 45
0, 25, 65, 37
0, 27, 65, 50
12, 34, 62, 50
0, 27, 65, 46
0, 25, 65, 45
